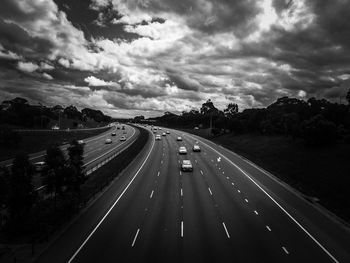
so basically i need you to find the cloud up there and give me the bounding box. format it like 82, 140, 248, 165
42, 72, 53, 80
84, 76, 120, 88
17, 61, 39, 73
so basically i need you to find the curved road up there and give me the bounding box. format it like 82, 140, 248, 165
35, 126, 350, 263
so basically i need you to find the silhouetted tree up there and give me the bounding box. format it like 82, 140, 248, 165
66, 141, 85, 194
224, 103, 239, 118
0, 167, 10, 207
8, 154, 36, 221
0, 127, 21, 148
43, 144, 66, 201
346, 89, 350, 104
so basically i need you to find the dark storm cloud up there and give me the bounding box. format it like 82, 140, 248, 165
166, 71, 200, 91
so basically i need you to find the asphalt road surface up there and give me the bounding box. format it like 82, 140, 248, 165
35, 126, 350, 263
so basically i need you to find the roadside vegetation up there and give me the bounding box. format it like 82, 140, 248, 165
149, 89, 350, 222
0, 125, 148, 262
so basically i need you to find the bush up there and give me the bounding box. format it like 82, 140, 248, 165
301, 114, 337, 146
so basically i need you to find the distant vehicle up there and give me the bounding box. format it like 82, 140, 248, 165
162, 132, 166, 136
166, 131, 170, 134
117, 126, 120, 130
34, 161, 46, 172
51, 125, 59, 130
181, 160, 193, 172
123, 130, 127, 134
77, 140, 85, 145
159, 127, 162, 130
122, 126, 125, 130
194, 127, 199, 130
105, 138, 112, 144
120, 136, 126, 141
178, 146, 187, 154
192, 145, 201, 152
177, 136, 182, 141
153, 130, 157, 134
153, 127, 158, 130
155, 135, 161, 140
111, 132, 116, 136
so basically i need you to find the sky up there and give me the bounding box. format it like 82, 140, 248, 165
0, 0, 350, 118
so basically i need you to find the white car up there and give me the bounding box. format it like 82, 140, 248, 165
34, 161, 46, 172
77, 140, 85, 145
166, 131, 170, 134
155, 135, 161, 140
159, 127, 162, 130
177, 136, 182, 141
192, 145, 201, 152
178, 146, 187, 154
111, 132, 116, 136
105, 138, 112, 144
120, 136, 126, 141
162, 132, 166, 136
181, 160, 193, 172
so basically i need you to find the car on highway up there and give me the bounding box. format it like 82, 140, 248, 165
105, 138, 112, 144
153, 127, 158, 131
178, 146, 187, 154
34, 161, 47, 172
111, 132, 116, 136
122, 126, 125, 130
177, 136, 182, 141
155, 135, 161, 140
159, 127, 162, 130
120, 136, 126, 141
123, 130, 127, 134
153, 130, 157, 134
162, 132, 166, 136
192, 145, 201, 152
77, 140, 85, 145
194, 127, 199, 130
181, 160, 193, 172
166, 130, 170, 134
117, 126, 120, 129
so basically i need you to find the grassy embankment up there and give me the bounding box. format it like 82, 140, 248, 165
186, 128, 350, 222
0, 127, 110, 161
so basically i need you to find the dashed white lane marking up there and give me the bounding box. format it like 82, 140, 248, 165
181, 221, 184, 237
157, 171, 160, 177
181, 188, 183, 196
222, 171, 225, 174
226, 176, 229, 179
131, 229, 140, 247
180, 171, 182, 176
208, 188, 213, 195
237, 190, 241, 193
266, 225, 271, 231
282, 246, 289, 255
254, 210, 259, 215
195, 160, 198, 163
150, 190, 154, 199
222, 222, 230, 238
231, 182, 235, 186
161, 160, 163, 164
200, 170, 203, 175
245, 198, 249, 203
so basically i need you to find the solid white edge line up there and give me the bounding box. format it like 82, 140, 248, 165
181, 188, 183, 196
208, 188, 213, 195
131, 229, 140, 247
222, 222, 230, 238
185, 133, 339, 263
181, 221, 184, 237
150, 190, 154, 199
67, 130, 155, 263
157, 171, 160, 177
282, 246, 289, 255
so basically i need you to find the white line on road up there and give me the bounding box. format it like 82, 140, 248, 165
161, 160, 163, 164
195, 160, 198, 163
231, 182, 235, 186
181, 188, 183, 196
237, 190, 241, 193
226, 176, 229, 179
208, 188, 213, 195
67, 132, 156, 263
131, 229, 140, 247
157, 171, 160, 177
222, 222, 230, 238
180, 171, 182, 176
200, 170, 203, 175
245, 198, 249, 203
254, 210, 259, 215
282, 246, 289, 255
181, 221, 184, 237
266, 225, 271, 231
150, 190, 154, 199
184, 133, 339, 263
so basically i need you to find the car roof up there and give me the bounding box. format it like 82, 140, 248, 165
182, 160, 191, 164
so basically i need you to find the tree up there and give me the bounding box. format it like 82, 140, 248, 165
200, 99, 218, 115
346, 88, 350, 104
0, 166, 10, 207
8, 153, 36, 221
43, 144, 66, 198
66, 140, 85, 194
224, 103, 239, 118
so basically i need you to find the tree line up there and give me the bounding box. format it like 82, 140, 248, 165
151, 89, 350, 147
0, 97, 112, 129
0, 141, 85, 238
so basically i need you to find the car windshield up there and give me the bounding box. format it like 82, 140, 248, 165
183, 160, 191, 165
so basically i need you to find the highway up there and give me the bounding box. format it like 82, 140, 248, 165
0, 125, 137, 172
35, 126, 350, 263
